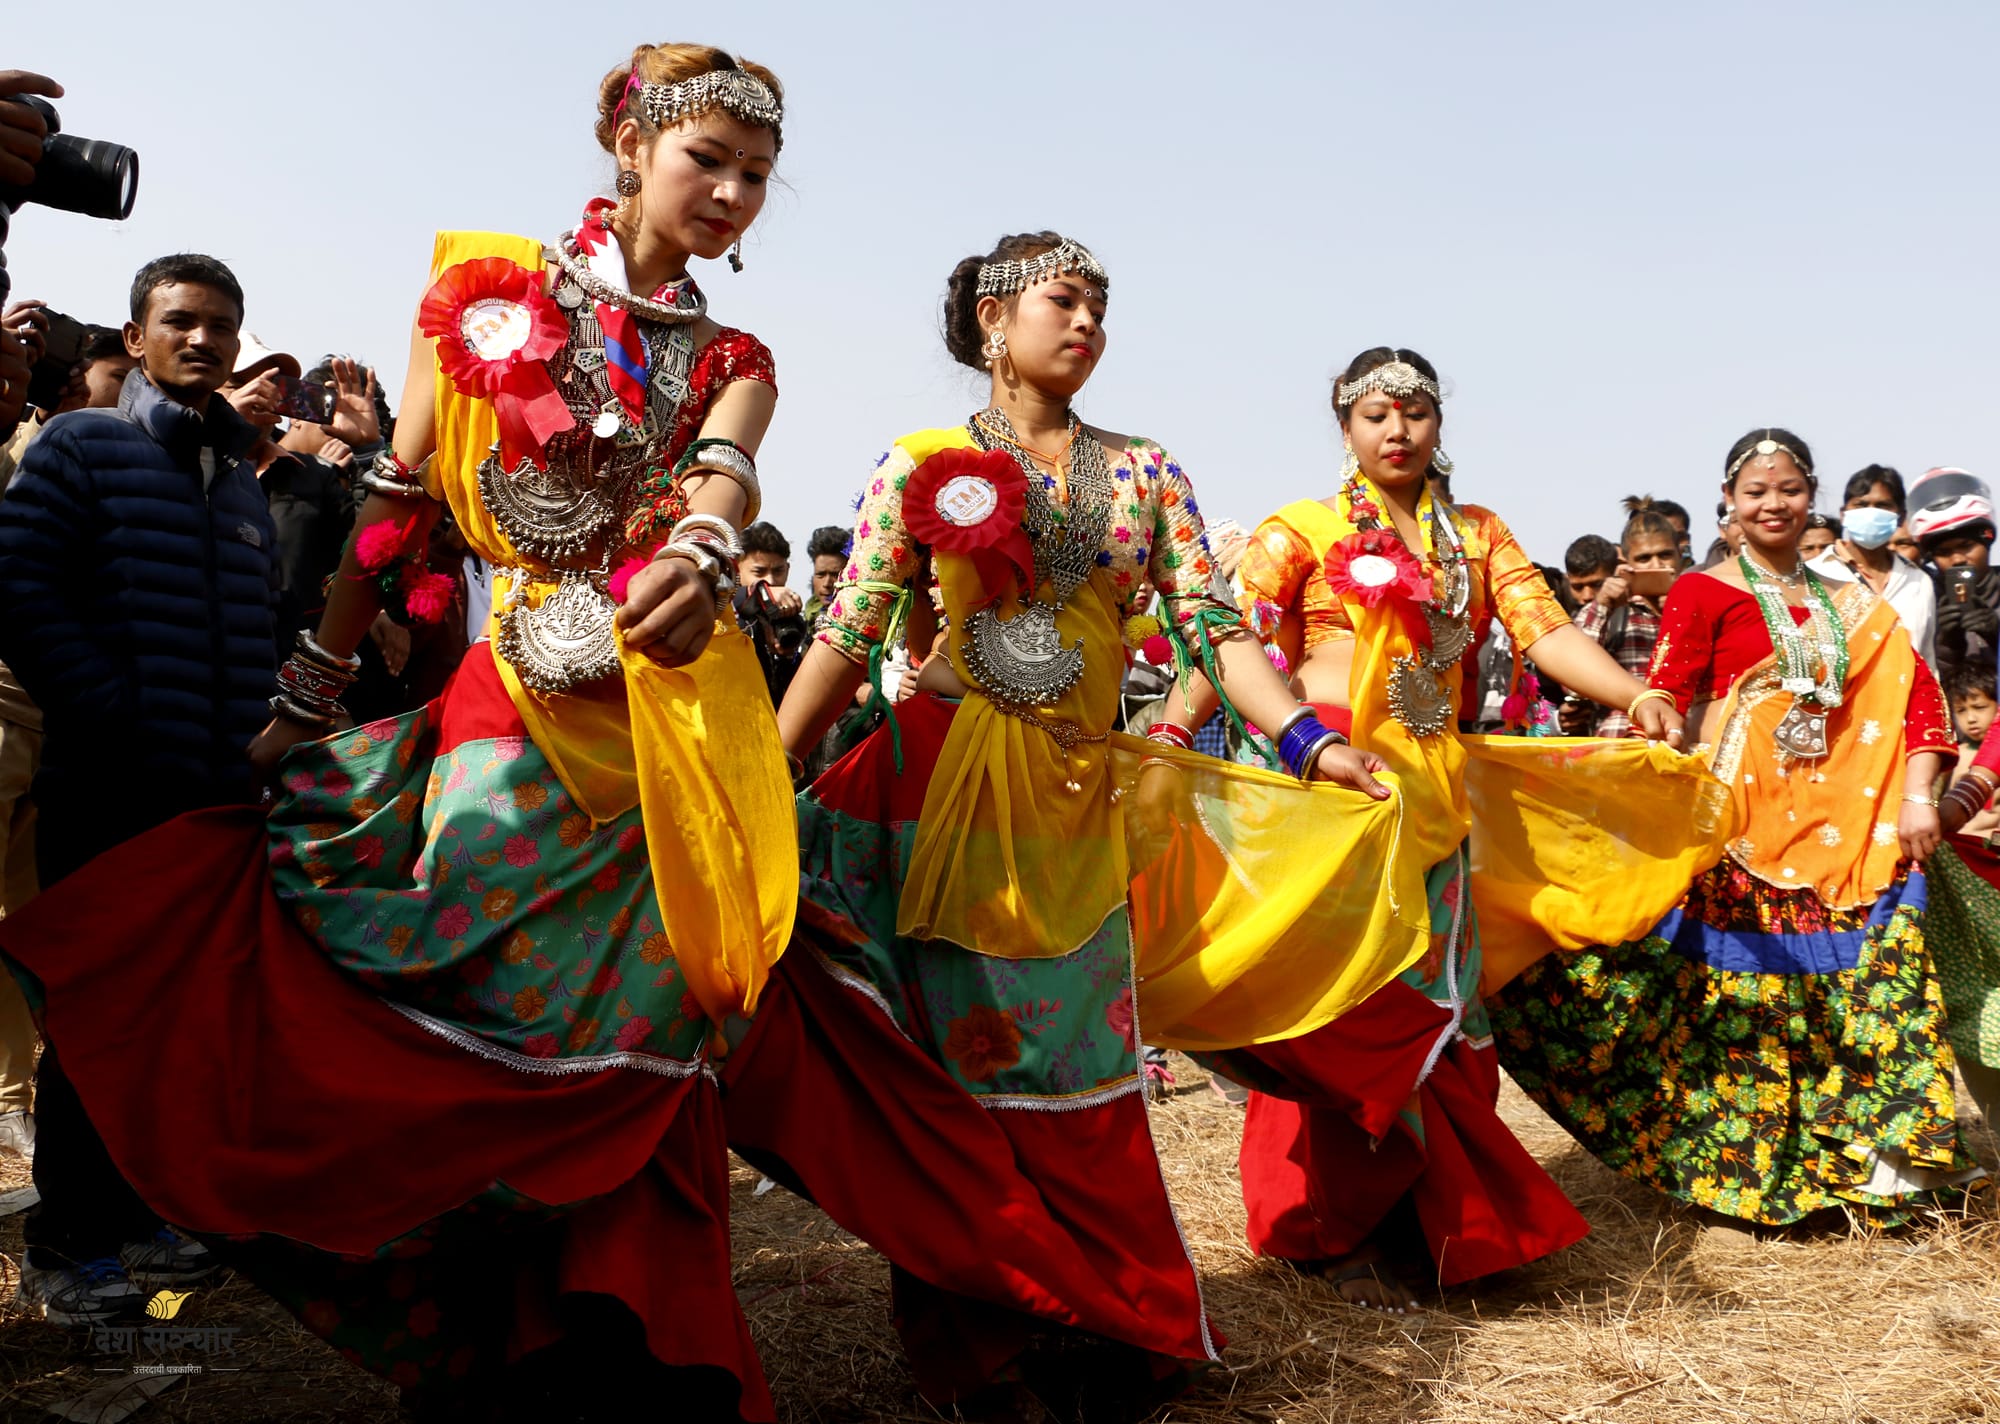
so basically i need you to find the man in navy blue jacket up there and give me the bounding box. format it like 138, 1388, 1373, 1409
0, 253, 279, 1324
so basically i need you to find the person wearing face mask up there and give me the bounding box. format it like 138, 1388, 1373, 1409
1496, 429, 1975, 1228
1809, 464, 1937, 673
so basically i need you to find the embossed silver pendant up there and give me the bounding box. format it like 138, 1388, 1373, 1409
1387, 653, 1453, 737
1773, 702, 1830, 760
1425, 605, 1474, 666
962, 601, 1085, 706
495, 570, 622, 694
478, 448, 613, 563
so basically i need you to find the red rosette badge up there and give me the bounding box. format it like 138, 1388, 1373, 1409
903, 447, 1034, 599
419, 257, 574, 468
1325, 529, 1435, 645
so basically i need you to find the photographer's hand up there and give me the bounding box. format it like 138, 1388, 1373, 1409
2, 299, 49, 366
0, 325, 31, 430
326, 359, 381, 447
0, 72, 62, 188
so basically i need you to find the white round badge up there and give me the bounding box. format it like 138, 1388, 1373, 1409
460, 298, 533, 361
936, 474, 999, 528
1347, 553, 1399, 587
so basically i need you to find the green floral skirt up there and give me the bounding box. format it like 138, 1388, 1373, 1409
1492, 859, 1974, 1225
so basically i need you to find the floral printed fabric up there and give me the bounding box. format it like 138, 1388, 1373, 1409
1923, 844, 2000, 1070
266, 708, 708, 1070
819, 436, 1225, 664
1492, 862, 1970, 1225
796, 789, 1138, 1103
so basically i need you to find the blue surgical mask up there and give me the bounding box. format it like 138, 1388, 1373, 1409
1842, 506, 1900, 550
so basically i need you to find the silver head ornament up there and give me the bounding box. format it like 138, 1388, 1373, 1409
1726, 436, 1812, 481
974, 238, 1109, 298
641, 70, 784, 152
1336, 359, 1442, 409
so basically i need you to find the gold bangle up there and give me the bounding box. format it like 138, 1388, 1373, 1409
1626, 687, 1674, 720
1903, 793, 1939, 807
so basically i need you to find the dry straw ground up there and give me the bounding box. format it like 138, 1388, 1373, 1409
2, 1062, 1997, 1423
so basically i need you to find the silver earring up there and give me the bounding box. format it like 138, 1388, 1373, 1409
728, 238, 744, 274
984, 330, 1008, 369
615, 169, 641, 197
1432, 444, 1454, 475
1340, 443, 1360, 482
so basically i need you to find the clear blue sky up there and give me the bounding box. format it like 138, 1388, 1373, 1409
11, 2, 1997, 572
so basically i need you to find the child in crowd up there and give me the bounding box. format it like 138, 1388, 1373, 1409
1947, 662, 2000, 837
1570, 500, 1680, 736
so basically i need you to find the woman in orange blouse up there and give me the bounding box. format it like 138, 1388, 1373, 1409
1172, 347, 1706, 1313
1495, 428, 1976, 1226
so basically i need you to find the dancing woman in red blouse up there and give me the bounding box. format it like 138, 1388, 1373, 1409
1495, 429, 1977, 1225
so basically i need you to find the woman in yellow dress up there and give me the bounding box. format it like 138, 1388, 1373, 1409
1168, 346, 1719, 1311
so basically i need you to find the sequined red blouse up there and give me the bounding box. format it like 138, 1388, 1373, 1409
1647, 571, 1953, 753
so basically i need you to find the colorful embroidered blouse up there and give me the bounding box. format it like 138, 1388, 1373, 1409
1237, 500, 1572, 679
1648, 571, 1953, 754
819, 435, 1229, 662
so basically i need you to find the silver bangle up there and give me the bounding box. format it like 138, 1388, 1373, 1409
358, 452, 432, 499
655, 541, 736, 613
670, 513, 745, 560
680, 448, 761, 523
1272, 706, 1314, 743
296, 630, 362, 676
1295, 729, 1349, 784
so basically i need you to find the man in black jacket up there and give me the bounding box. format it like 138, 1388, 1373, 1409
0, 253, 278, 1324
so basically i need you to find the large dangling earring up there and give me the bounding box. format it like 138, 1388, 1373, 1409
1431, 444, 1454, 475
728, 238, 744, 274
614, 169, 642, 198
984, 330, 1008, 370
1340, 443, 1360, 482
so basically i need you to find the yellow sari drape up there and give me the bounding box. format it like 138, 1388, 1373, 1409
422, 230, 794, 1026
889, 429, 1429, 1048
1236, 488, 1739, 1001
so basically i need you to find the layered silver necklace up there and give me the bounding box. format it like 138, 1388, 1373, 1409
960, 408, 1115, 706
486, 239, 701, 694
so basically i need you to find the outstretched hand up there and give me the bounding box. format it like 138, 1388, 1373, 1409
617, 556, 720, 667
1631, 696, 1684, 749
1313, 743, 1392, 800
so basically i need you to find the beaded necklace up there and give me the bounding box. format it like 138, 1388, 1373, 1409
1340, 469, 1471, 734
1738, 552, 1848, 759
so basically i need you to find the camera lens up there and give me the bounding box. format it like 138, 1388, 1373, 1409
33, 134, 140, 221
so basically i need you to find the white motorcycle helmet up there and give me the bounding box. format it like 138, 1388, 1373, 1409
1907, 467, 1994, 547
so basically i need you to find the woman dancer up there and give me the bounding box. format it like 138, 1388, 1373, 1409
1496, 429, 1976, 1226
1174, 347, 1715, 1312
753, 234, 1445, 1418
1, 43, 796, 1421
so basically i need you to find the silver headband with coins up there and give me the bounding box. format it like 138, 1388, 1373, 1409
1335, 359, 1442, 409
974, 238, 1109, 298
640, 69, 784, 150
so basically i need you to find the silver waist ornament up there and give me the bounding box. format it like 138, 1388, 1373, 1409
483, 247, 698, 694
959, 409, 1114, 707
1384, 511, 1472, 738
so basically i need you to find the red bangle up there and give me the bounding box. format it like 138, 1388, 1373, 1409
1146, 721, 1195, 751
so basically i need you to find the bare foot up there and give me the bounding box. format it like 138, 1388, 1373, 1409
1318, 1247, 1420, 1314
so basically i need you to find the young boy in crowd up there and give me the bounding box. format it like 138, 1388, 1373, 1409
1947, 662, 2000, 837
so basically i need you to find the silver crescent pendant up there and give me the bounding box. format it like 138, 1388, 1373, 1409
962, 601, 1085, 707
495, 570, 622, 694
1387, 654, 1453, 737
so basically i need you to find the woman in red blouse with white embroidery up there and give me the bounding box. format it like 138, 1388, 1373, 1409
1496, 428, 1975, 1227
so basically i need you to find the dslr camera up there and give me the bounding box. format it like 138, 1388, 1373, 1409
0, 94, 139, 303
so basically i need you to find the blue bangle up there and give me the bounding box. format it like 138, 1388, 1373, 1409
1279, 715, 1332, 778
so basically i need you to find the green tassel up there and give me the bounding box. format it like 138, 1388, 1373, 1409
1167, 608, 1280, 770
852, 580, 912, 773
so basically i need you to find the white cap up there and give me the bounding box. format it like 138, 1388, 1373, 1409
230, 333, 301, 381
